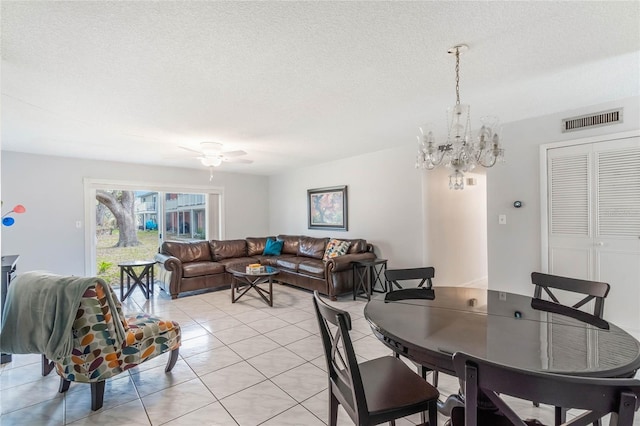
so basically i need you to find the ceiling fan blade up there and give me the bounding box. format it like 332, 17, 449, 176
179, 146, 204, 155
223, 158, 253, 164
221, 150, 247, 157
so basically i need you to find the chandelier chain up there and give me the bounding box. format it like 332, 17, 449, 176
455, 48, 460, 105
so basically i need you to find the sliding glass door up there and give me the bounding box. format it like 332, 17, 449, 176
85, 179, 222, 282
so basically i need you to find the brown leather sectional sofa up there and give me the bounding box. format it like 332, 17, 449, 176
154, 235, 376, 300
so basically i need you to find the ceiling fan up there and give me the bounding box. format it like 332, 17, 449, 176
179, 142, 253, 167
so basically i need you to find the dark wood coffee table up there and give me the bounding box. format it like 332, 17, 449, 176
227, 265, 279, 307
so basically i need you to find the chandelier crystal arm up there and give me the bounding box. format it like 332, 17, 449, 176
416, 130, 446, 169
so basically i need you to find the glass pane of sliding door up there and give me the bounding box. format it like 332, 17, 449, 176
163, 192, 207, 241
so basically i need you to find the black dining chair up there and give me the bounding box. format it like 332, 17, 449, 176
312, 291, 439, 426
531, 271, 611, 425
384, 267, 439, 387
531, 272, 610, 318
386, 267, 435, 291
450, 351, 640, 426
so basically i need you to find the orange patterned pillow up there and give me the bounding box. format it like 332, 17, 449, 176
323, 239, 351, 261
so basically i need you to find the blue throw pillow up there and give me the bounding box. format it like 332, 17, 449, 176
262, 238, 284, 256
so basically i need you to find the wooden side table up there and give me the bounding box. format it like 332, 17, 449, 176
353, 258, 388, 301
118, 260, 155, 301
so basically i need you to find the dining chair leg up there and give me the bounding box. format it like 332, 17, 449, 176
420, 366, 439, 388
328, 391, 339, 426
428, 399, 437, 426
555, 406, 567, 425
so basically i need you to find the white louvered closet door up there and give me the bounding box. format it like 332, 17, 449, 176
547, 137, 640, 332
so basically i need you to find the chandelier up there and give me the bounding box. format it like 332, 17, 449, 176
415, 44, 504, 190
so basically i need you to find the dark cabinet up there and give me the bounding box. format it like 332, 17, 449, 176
1, 254, 19, 364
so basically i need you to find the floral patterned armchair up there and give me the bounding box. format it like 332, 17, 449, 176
42, 281, 181, 411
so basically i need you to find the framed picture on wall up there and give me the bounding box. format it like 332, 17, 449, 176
307, 185, 348, 231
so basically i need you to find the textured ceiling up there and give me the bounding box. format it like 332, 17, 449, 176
2, 1, 639, 175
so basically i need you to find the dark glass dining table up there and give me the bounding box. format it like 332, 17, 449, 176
364, 286, 640, 383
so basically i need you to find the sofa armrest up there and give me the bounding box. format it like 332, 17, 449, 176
154, 253, 183, 298
155, 253, 182, 273
326, 252, 376, 273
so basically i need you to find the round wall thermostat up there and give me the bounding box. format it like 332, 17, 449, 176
513, 201, 523, 208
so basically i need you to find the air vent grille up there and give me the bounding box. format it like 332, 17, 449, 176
562, 109, 623, 133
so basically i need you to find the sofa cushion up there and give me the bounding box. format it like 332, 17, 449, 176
263, 238, 284, 256
298, 259, 325, 278
254, 254, 294, 267
344, 239, 368, 254
276, 235, 301, 255
216, 257, 258, 269
163, 241, 211, 262
276, 257, 302, 272
210, 239, 248, 261
298, 237, 329, 260
246, 237, 275, 256
323, 239, 351, 261
182, 261, 225, 278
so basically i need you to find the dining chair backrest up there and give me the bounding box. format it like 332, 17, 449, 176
385, 267, 435, 290
312, 291, 368, 422
531, 272, 610, 318
384, 287, 435, 302
452, 352, 640, 426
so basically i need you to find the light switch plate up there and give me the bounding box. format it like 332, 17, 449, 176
498, 214, 507, 225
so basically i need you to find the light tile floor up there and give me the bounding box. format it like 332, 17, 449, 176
0, 283, 637, 425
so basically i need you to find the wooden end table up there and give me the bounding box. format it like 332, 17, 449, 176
227, 265, 279, 307
353, 258, 388, 301
118, 260, 155, 301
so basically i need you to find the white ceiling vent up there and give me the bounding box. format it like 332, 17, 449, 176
562, 109, 623, 133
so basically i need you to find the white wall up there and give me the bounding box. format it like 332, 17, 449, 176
487, 96, 640, 296
424, 167, 487, 287
0, 152, 269, 275
269, 145, 426, 268
269, 141, 490, 287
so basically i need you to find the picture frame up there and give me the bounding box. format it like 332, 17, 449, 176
307, 185, 348, 231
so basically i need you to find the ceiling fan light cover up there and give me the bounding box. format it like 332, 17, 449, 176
200, 157, 223, 167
